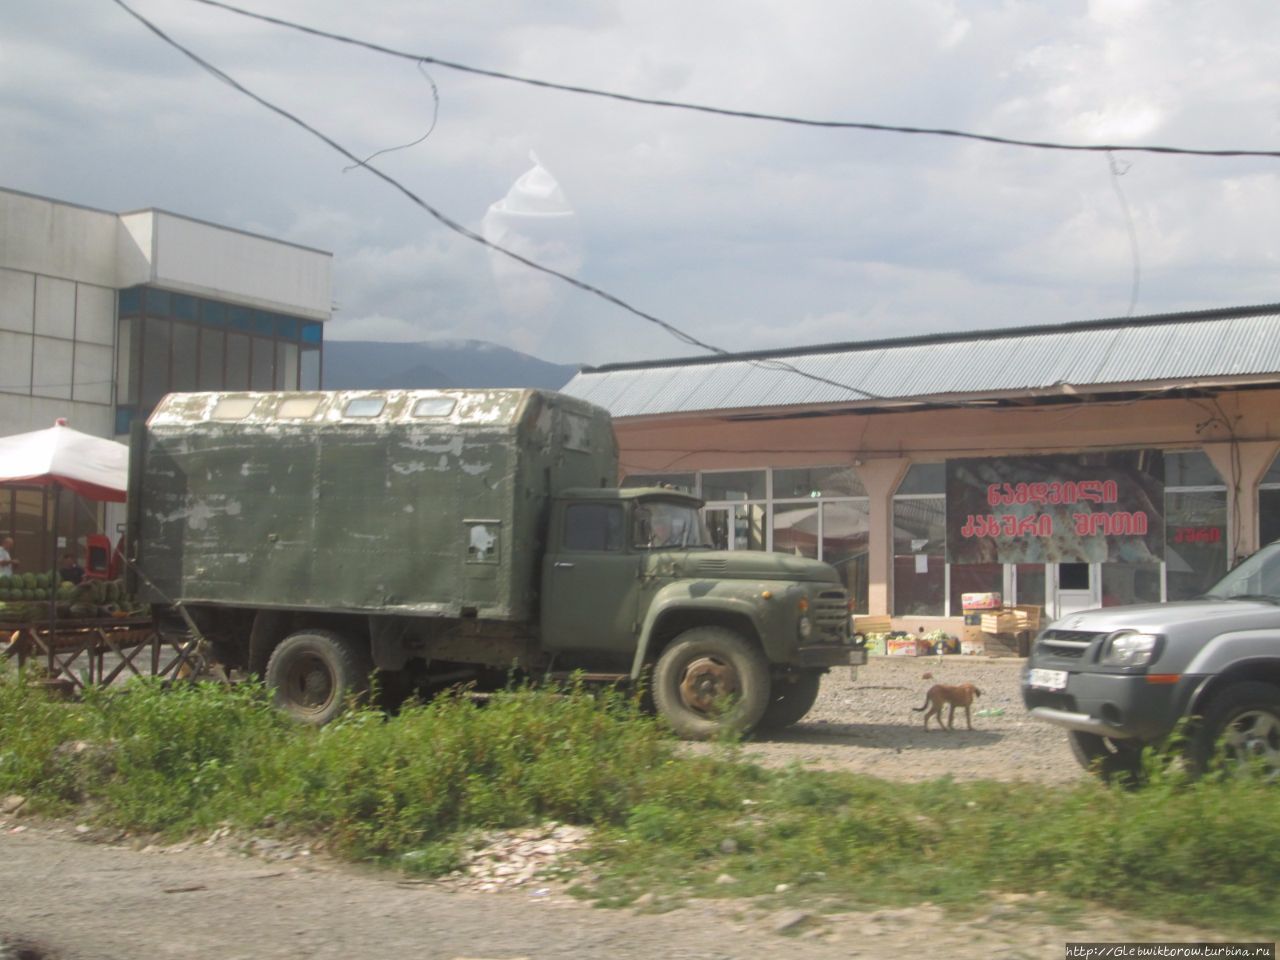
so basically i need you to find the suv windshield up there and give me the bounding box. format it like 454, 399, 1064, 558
1202, 541, 1280, 601
634, 500, 711, 550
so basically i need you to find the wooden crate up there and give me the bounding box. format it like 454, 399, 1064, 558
853, 615, 892, 636
981, 610, 1023, 635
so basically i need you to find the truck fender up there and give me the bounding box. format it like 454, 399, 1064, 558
629, 593, 765, 680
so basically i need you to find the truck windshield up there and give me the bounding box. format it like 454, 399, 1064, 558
634, 501, 711, 550
1202, 541, 1280, 601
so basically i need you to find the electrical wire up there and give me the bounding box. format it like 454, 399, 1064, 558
186, 0, 1280, 161
343, 60, 440, 174
110, 0, 891, 402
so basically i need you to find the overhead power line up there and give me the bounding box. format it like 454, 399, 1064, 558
110, 0, 888, 402
187, 0, 1280, 160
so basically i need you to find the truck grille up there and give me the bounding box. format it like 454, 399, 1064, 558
1037, 629, 1106, 660
812, 589, 849, 641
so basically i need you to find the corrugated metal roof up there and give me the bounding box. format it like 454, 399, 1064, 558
561, 304, 1280, 418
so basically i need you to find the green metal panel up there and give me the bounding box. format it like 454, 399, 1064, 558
133, 389, 618, 621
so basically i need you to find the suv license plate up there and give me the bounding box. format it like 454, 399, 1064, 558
1029, 668, 1068, 691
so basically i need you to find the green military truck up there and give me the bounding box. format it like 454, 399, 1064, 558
128, 388, 863, 738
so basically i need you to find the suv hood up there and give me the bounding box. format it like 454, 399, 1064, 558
1047, 598, 1280, 636
648, 549, 841, 585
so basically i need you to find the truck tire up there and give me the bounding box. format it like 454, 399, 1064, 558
652, 627, 770, 741
756, 670, 823, 732
1067, 731, 1145, 785
1190, 681, 1280, 779
265, 629, 374, 725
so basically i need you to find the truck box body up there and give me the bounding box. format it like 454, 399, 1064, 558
131, 389, 617, 621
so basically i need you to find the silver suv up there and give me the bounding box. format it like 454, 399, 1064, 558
1023, 540, 1280, 780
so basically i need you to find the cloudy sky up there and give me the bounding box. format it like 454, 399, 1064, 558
5, 0, 1280, 365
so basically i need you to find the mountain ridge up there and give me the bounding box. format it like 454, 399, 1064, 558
321, 339, 579, 391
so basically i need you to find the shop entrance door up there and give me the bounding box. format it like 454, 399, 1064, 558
1052, 562, 1100, 619
703, 504, 766, 551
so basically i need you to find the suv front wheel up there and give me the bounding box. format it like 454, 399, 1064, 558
1190, 681, 1280, 779
1067, 730, 1146, 784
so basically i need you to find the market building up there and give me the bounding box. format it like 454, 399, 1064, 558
0, 186, 331, 571
561, 304, 1280, 639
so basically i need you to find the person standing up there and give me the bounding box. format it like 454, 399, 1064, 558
58, 552, 84, 585
0, 536, 18, 577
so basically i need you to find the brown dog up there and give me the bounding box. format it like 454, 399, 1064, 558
912, 683, 982, 731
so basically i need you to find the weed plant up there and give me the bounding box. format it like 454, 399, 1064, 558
1, 664, 1277, 936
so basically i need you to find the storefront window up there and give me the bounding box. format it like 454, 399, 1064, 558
1014, 564, 1046, 607
773, 465, 865, 498
772, 502, 819, 559
140, 317, 171, 409
199, 329, 224, 390
113, 286, 322, 424
1260, 452, 1280, 549
300, 346, 321, 390
707, 504, 767, 551
1102, 563, 1162, 606
821, 500, 869, 613
1165, 451, 1227, 601
702, 470, 766, 502
620, 472, 696, 493
893, 465, 946, 616
172, 322, 198, 390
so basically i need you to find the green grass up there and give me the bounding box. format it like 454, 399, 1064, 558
2, 663, 1278, 937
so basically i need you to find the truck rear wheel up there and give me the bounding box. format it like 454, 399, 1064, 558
652, 627, 770, 740
756, 670, 823, 732
265, 629, 373, 725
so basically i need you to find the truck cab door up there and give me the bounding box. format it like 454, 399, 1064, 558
540, 501, 641, 659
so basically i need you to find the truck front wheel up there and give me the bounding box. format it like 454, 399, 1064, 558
652, 627, 770, 741
265, 629, 373, 725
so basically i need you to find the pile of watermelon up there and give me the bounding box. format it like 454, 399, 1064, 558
0, 574, 145, 622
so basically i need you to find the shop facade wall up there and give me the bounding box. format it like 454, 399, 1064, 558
613, 387, 1280, 630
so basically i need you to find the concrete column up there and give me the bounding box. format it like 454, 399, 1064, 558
1208, 441, 1280, 561
859, 458, 909, 616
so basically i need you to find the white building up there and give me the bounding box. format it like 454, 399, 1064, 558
0, 186, 331, 570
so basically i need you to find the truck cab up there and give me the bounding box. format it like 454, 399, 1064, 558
541, 487, 862, 738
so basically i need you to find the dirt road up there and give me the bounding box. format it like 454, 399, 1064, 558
0, 822, 1229, 960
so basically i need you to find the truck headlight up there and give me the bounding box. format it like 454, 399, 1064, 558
798, 616, 813, 640
1101, 631, 1160, 668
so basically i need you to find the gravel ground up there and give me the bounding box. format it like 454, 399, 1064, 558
688, 654, 1086, 785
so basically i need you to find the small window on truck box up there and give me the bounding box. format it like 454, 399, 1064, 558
466, 520, 501, 564
277, 396, 323, 419
211, 396, 259, 420
412, 396, 456, 418
562, 412, 594, 452
344, 397, 386, 418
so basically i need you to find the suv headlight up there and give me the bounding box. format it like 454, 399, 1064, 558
1101, 631, 1161, 668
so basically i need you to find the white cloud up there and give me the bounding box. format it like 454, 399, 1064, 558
5, 0, 1280, 365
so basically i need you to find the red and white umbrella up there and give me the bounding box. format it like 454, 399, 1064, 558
0, 419, 128, 503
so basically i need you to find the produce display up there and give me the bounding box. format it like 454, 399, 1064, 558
0, 574, 148, 622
